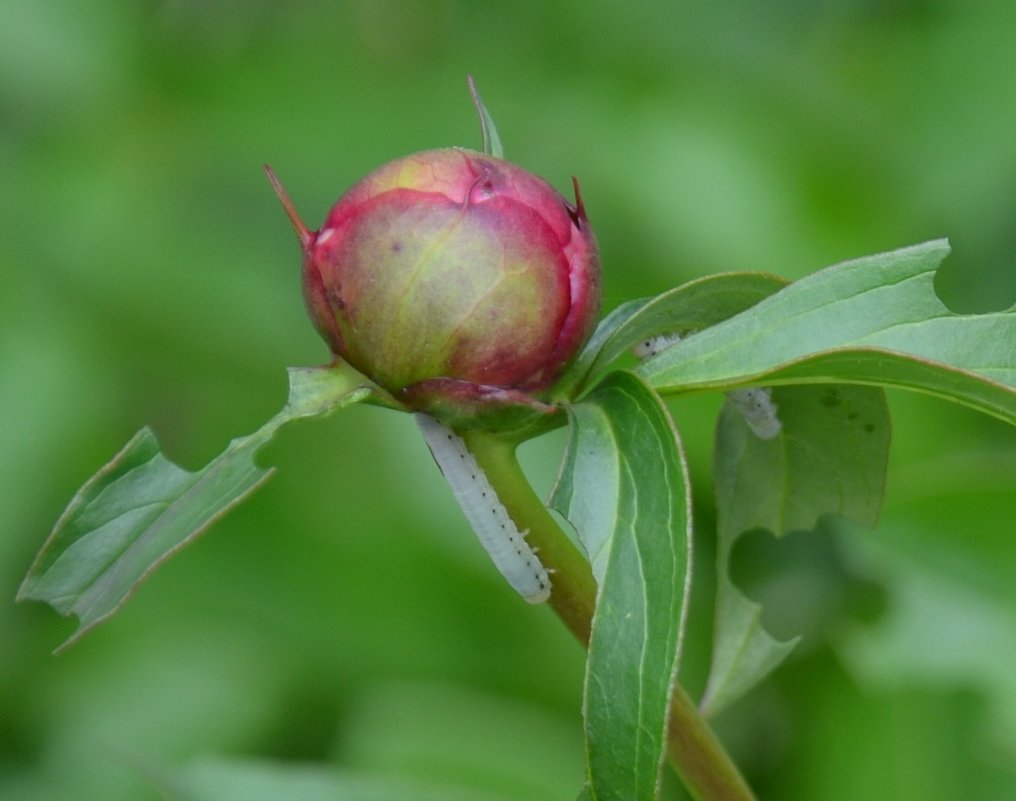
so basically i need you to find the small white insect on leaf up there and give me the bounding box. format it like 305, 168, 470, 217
415, 413, 551, 604
630, 330, 782, 440
631, 332, 683, 359
726, 387, 782, 440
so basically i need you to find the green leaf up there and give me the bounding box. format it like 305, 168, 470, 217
468, 75, 504, 159
18, 363, 374, 651
637, 240, 1016, 424
551, 372, 691, 801
701, 384, 891, 716
555, 272, 785, 399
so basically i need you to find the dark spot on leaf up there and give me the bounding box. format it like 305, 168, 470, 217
819, 388, 841, 407
847, 412, 859, 421
391, 241, 402, 252
864, 423, 876, 433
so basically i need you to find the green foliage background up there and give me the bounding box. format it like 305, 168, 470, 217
3, 1, 1015, 799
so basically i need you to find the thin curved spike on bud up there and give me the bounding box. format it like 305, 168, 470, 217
264, 164, 312, 249
571, 176, 588, 225
467, 75, 504, 159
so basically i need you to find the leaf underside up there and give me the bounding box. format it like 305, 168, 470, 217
18, 364, 374, 651
701, 384, 891, 716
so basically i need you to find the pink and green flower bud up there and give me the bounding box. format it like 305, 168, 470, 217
267, 148, 600, 423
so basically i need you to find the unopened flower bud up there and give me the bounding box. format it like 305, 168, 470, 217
268, 148, 600, 423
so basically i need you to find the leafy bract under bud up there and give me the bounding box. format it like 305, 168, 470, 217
269, 148, 600, 425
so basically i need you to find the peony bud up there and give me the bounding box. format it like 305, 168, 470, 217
267, 148, 600, 424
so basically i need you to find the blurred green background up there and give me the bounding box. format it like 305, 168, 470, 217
3, 1, 1015, 799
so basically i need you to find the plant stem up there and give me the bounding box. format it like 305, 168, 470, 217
464, 430, 758, 801
667, 684, 757, 801
461, 429, 596, 644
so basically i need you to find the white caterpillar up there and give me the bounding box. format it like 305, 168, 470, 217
632, 332, 782, 440
415, 413, 551, 604
632, 332, 684, 359
725, 387, 782, 440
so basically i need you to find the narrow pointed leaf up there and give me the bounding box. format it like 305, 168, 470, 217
637, 240, 1016, 424
551, 372, 691, 801
18, 363, 374, 650
556, 272, 785, 399
468, 76, 504, 158
701, 384, 890, 716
